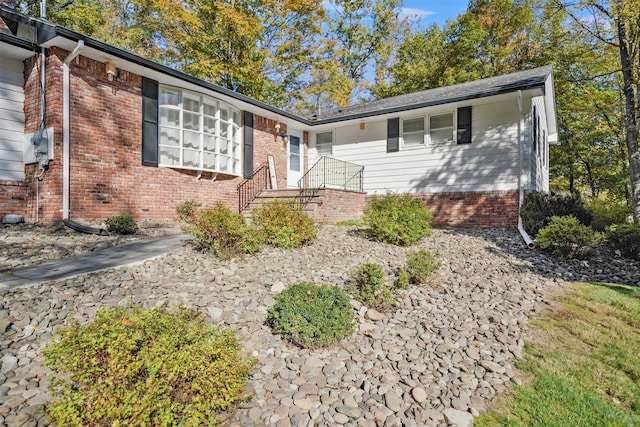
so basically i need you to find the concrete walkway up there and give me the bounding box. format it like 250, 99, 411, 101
0, 233, 191, 290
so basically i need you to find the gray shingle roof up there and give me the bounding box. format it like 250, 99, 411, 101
315, 66, 553, 122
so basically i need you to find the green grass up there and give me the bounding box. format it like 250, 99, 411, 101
335, 219, 363, 226
476, 282, 640, 427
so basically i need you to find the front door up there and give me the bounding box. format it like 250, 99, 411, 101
287, 131, 303, 187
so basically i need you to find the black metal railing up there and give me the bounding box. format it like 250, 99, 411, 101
297, 156, 364, 206
237, 162, 271, 211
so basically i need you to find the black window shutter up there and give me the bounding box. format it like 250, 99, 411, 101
387, 118, 399, 152
243, 111, 254, 178
457, 106, 472, 144
141, 78, 159, 166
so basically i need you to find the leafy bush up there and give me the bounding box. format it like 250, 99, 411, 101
176, 200, 201, 223
521, 191, 593, 237
606, 223, 640, 259
104, 214, 137, 235
267, 283, 355, 348
191, 203, 262, 259
363, 194, 433, 246
536, 215, 604, 259
585, 197, 631, 232
394, 268, 411, 290
251, 200, 316, 249
43, 305, 255, 426
347, 263, 395, 310
405, 250, 442, 285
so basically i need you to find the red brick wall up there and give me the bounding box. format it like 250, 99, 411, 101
314, 189, 366, 223
253, 116, 288, 189
366, 190, 520, 228
9, 48, 288, 224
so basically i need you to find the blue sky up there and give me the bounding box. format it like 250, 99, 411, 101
400, 0, 469, 27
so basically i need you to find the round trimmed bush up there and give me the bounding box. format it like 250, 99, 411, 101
347, 262, 394, 309
104, 214, 138, 235
267, 283, 354, 348
520, 191, 592, 237
251, 200, 316, 249
536, 215, 603, 259
405, 250, 442, 285
43, 305, 255, 426
363, 194, 433, 246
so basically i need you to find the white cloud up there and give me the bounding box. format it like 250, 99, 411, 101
400, 7, 436, 19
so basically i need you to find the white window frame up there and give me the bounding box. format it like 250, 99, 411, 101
158, 86, 241, 175
427, 111, 455, 145
401, 116, 426, 148
315, 131, 334, 156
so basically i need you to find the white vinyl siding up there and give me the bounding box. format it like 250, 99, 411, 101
0, 56, 25, 181
329, 98, 521, 194
158, 86, 241, 175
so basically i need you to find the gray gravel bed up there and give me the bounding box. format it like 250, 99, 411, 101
0, 225, 637, 427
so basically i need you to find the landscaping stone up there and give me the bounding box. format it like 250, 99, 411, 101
1, 225, 636, 425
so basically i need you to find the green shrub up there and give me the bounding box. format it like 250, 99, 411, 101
43, 305, 255, 427
521, 191, 593, 237
191, 203, 262, 259
536, 215, 604, 259
251, 200, 316, 249
606, 223, 640, 259
347, 263, 395, 310
363, 194, 433, 246
394, 268, 411, 290
267, 283, 355, 348
104, 214, 138, 235
176, 200, 201, 223
585, 197, 631, 232
405, 250, 442, 285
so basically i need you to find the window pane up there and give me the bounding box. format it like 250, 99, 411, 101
219, 155, 229, 172
290, 136, 300, 155
220, 108, 228, 121
159, 89, 179, 107
183, 149, 199, 168
204, 117, 216, 134
183, 96, 200, 112
404, 118, 424, 133
430, 113, 453, 129
233, 111, 240, 124
220, 138, 229, 155
160, 127, 180, 147
160, 147, 180, 166
204, 102, 216, 117
430, 128, 453, 144
203, 152, 217, 170
203, 135, 216, 151
290, 154, 300, 171
403, 131, 424, 146
183, 130, 200, 149
183, 112, 199, 131
159, 108, 179, 128
316, 132, 333, 155
220, 124, 229, 139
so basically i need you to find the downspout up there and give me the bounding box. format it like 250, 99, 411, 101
62, 40, 84, 220
517, 90, 536, 248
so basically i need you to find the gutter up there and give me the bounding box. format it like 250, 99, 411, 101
62, 39, 84, 220
516, 90, 536, 248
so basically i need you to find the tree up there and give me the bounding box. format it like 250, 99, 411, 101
557, 0, 640, 221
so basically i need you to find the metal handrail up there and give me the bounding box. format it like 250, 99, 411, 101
297, 156, 364, 206
237, 162, 271, 211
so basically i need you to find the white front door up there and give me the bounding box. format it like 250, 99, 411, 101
287, 131, 303, 188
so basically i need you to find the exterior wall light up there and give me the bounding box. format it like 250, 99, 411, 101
105, 61, 117, 81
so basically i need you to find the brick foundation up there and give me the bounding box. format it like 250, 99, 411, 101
366, 190, 520, 228
314, 189, 366, 223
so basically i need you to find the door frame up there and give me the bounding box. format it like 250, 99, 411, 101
287, 129, 303, 188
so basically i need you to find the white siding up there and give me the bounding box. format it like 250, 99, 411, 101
0, 56, 25, 181
316, 99, 521, 194
531, 96, 549, 191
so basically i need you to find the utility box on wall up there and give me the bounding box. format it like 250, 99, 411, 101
23, 127, 54, 165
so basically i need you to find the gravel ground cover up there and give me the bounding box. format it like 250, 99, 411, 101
0, 223, 638, 426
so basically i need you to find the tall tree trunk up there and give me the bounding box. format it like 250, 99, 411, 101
616, 16, 640, 222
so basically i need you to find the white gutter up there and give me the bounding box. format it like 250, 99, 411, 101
517, 90, 535, 248
62, 40, 84, 220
